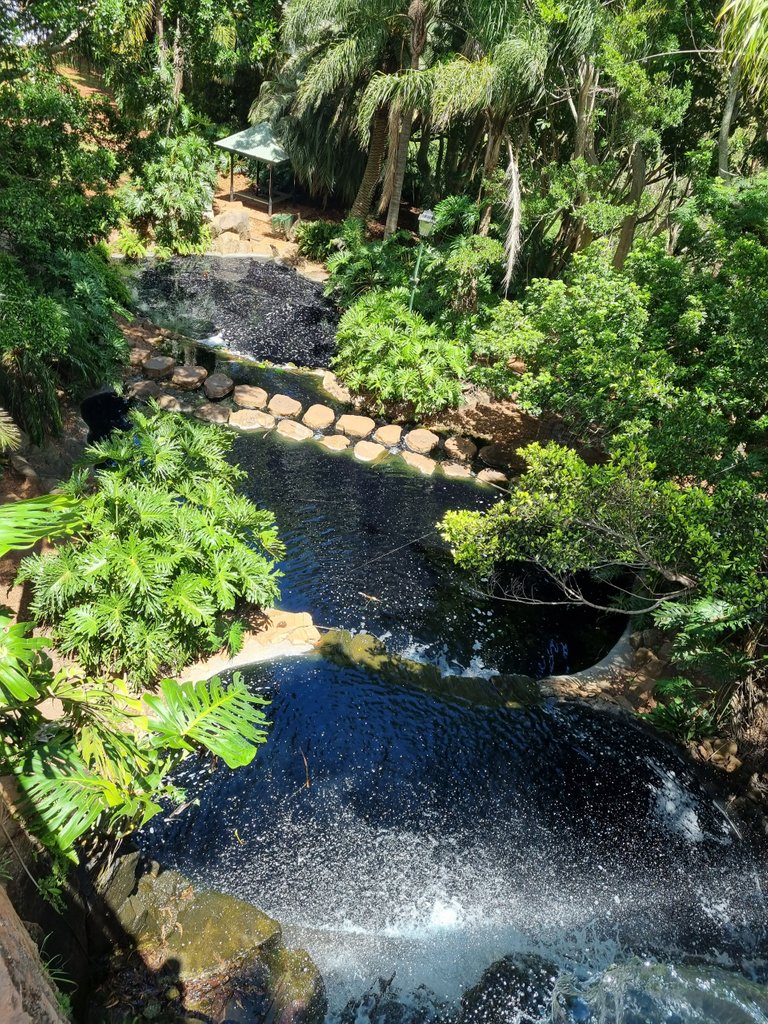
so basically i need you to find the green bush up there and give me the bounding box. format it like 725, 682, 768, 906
294, 218, 342, 261
18, 407, 283, 685
644, 677, 720, 742
119, 133, 217, 253
332, 288, 469, 414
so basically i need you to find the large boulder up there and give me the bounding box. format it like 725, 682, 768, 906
0, 888, 68, 1024
211, 230, 248, 255
210, 209, 251, 240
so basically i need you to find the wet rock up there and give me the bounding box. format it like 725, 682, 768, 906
277, 419, 314, 442
321, 371, 351, 404
171, 365, 208, 390
319, 434, 350, 452
302, 404, 336, 430
373, 424, 402, 447
476, 468, 508, 487
442, 461, 473, 479
127, 380, 164, 402
203, 372, 234, 400
97, 849, 141, 916
194, 403, 230, 426
404, 428, 439, 455
354, 440, 388, 463
142, 355, 176, 380
230, 409, 276, 432
337, 414, 375, 439
269, 394, 303, 418
457, 954, 556, 1024
266, 947, 327, 1024
233, 385, 269, 409
400, 450, 436, 476
210, 209, 251, 240
478, 443, 518, 469
444, 436, 477, 461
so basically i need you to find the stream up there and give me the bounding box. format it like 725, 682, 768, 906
128, 258, 768, 1024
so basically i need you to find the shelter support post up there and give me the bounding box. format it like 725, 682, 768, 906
269, 165, 273, 216
229, 153, 234, 202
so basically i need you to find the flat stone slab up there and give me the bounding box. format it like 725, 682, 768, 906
268, 393, 303, 418
477, 468, 508, 486
203, 372, 234, 400
157, 394, 192, 414
319, 434, 351, 452
172, 365, 208, 390
400, 450, 436, 476
442, 461, 473, 479
354, 440, 388, 463
444, 436, 477, 461
129, 345, 152, 367
142, 355, 176, 380
229, 409, 275, 431
277, 419, 313, 441
302, 404, 336, 430
404, 428, 440, 454
194, 403, 230, 425
127, 380, 163, 401
337, 414, 375, 439
374, 424, 402, 447
233, 384, 268, 409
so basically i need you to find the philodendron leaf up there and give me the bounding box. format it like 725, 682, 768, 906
144, 673, 270, 768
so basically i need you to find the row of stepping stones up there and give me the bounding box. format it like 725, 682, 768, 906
133, 354, 510, 485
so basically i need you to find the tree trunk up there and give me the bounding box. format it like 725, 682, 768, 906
502, 143, 522, 291
613, 143, 647, 269
172, 16, 184, 103
574, 59, 598, 162
718, 61, 741, 180
478, 118, 504, 236
351, 109, 389, 219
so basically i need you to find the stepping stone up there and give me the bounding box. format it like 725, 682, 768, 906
477, 468, 508, 486
373, 424, 402, 447
268, 394, 302, 418
302, 404, 336, 430
203, 372, 234, 400
157, 394, 192, 414
233, 385, 268, 409
142, 355, 176, 380
129, 345, 152, 367
444, 436, 477, 461
442, 461, 473, 479
321, 371, 352, 404
400, 450, 436, 476
128, 380, 163, 401
404, 428, 439, 455
354, 440, 388, 463
172, 365, 208, 390
479, 444, 516, 468
337, 414, 375, 439
229, 409, 275, 431
277, 419, 313, 441
319, 434, 350, 452
194, 403, 230, 426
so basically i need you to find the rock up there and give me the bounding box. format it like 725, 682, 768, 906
156, 394, 192, 414
444, 436, 477, 461
457, 955, 557, 1024
142, 355, 176, 380
229, 409, 276, 431
0, 888, 68, 1023
478, 443, 517, 469
10, 455, 38, 481
268, 394, 303, 419
171, 365, 208, 390
277, 419, 314, 441
404, 428, 440, 454
98, 850, 141, 916
302, 404, 336, 431
318, 434, 350, 452
194, 403, 230, 426
442, 461, 473, 479
373, 424, 402, 447
640, 627, 665, 650
353, 440, 388, 463
129, 345, 152, 367
266, 947, 327, 1024
476, 468, 508, 486
203, 372, 234, 400
210, 209, 251, 240
211, 230, 247, 255
127, 380, 164, 401
233, 385, 269, 409
337, 414, 375, 439
400, 450, 436, 476
321, 371, 352, 404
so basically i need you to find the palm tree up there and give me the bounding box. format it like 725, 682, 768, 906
720, 0, 768, 97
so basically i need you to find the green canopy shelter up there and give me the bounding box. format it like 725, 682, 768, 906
215, 123, 289, 215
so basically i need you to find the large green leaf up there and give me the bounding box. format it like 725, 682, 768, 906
0, 494, 82, 558
144, 673, 270, 768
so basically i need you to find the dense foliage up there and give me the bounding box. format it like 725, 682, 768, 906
18, 408, 283, 684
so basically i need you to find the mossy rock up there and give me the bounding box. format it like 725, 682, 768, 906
267, 946, 327, 1024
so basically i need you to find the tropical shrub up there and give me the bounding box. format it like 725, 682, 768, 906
18, 407, 283, 684
294, 218, 342, 261
119, 133, 217, 253
332, 289, 470, 414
